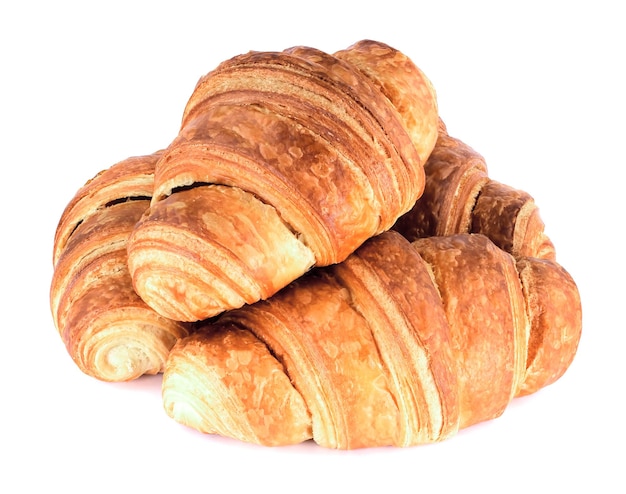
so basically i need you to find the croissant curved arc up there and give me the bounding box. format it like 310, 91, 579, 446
127, 40, 439, 322
162, 230, 582, 449
50, 153, 190, 382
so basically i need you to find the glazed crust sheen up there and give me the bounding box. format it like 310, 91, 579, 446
162, 231, 582, 449
127, 40, 439, 322
50, 154, 189, 382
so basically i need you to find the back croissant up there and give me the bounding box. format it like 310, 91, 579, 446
50, 153, 190, 382
126, 40, 439, 322
392, 119, 556, 261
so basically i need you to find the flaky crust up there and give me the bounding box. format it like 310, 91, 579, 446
128, 40, 439, 321
52, 153, 159, 267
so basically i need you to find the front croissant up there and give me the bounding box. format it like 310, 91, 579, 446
162, 231, 582, 448
126, 40, 438, 322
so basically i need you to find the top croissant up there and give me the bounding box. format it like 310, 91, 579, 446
127, 40, 439, 321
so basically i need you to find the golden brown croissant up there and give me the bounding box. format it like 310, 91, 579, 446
50, 153, 190, 381
393, 120, 556, 260
162, 230, 582, 449
126, 40, 439, 322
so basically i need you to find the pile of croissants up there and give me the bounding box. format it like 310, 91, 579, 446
50, 40, 581, 449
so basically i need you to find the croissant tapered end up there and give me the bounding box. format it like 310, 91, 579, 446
334, 39, 439, 167
393, 129, 557, 262
128, 40, 438, 322
515, 257, 582, 396
51, 199, 190, 382
471, 180, 556, 261
61, 260, 188, 382
127, 185, 316, 322
163, 323, 313, 446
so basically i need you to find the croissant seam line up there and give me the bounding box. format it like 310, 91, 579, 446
60, 183, 154, 251
333, 257, 446, 444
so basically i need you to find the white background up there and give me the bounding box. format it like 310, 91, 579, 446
2, 1, 624, 492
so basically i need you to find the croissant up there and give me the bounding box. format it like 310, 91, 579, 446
126, 40, 439, 322
47, 39, 581, 450
393, 120, 556, 260
50, 153, 190, 382
162, 230, 582, 449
